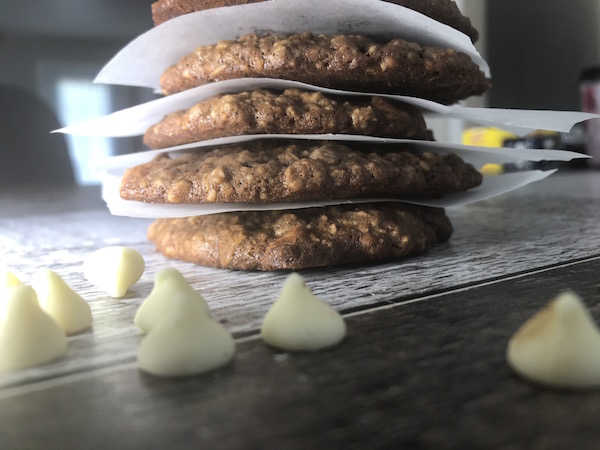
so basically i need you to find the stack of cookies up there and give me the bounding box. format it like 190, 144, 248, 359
118, 0, 490, 270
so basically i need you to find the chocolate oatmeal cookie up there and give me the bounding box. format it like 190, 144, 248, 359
397, 0, 478, 42
151, 0, 479, 43
121, 141, 482, 203
159, 32, 489, 103
143, 89, 429, 149
147, 203, 453, 270
152, 0, 262, 26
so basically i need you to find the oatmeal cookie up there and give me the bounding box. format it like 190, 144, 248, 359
121, 140, 482, 203
143, 89, 429, 149
147, 203, 453, 270
151, 0, 479, 42
159, 32, 490, 103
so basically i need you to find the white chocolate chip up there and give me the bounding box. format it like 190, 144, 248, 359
261, 273, 346, 351
137, 293, 235, 377
0, 285, 68, 371
507, 291, 600, 389
134, 268, 210, 333
31, 269, 93, 335
1, 267, 23, 293
83, 246, 145, 298
1, 267, 24, 319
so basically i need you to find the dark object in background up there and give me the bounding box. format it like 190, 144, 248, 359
580, 65, 600, 168
503, 131, 587, 171
503, 131, 565, 151
0, 85, 74, 188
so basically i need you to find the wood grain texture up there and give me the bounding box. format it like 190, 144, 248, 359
0, 258, 599, 449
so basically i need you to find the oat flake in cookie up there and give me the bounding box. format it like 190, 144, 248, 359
147, 203, 453, 271
143, 89, 430, 149
120, 141, 482, 204
159, 32, 490, 103
150, 0, 479, 43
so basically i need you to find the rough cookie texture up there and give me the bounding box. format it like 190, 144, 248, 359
152, 0, 261, 26
147, 203, 453, 270
151, 0, 479, 43
397, 0, 478, 42
143, 89, 429, 149
120, 141, 482, 203
159, 32, 489, 103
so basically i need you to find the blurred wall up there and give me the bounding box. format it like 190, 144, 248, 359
487, 0, 600, 110
0, 0, 155, 111
0, 0, 156, 185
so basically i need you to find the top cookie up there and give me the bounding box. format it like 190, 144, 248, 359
151, 0, 479, 42
152, 0, 263, 26
159, 32, 489, 103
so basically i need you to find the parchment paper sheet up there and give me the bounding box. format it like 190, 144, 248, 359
100, 169, 555, 218
99, 141, 586, 218
94, 134, 586, 173
56, 79, 598, 139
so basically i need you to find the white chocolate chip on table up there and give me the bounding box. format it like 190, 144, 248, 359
31, 269, 93, 335
134, 267, 210, 333
261, 273, 346, 351
83, 246, 145, 298
1, 266, 24, 319
507, 291, 600, 389
137, 292, 235, 377
1, 266, 23, 294
0, 285, 68, 371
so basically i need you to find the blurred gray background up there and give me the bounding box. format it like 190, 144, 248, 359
0, 0, 598, 186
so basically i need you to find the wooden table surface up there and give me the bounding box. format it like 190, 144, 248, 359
1, 169, 600, 449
